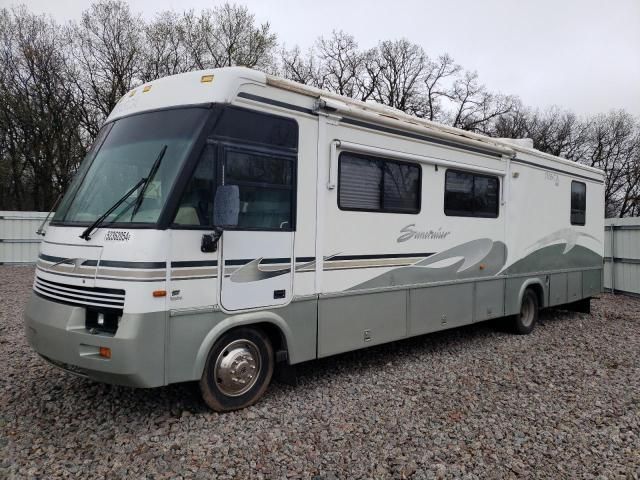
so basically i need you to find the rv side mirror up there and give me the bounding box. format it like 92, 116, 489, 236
213, 185, 240, 228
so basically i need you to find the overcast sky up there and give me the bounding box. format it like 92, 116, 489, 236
11, 0, 640, 117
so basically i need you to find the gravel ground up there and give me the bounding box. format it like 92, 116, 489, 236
1, 266, 639, 479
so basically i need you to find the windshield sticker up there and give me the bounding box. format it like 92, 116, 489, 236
105, 230, 131, 241
146, 181, 162, 199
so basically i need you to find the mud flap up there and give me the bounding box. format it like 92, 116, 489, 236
563, 297, 591, 314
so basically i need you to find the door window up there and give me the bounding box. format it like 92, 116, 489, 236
223, 148, 295, 231
171, 106, 298, 230
173, 144, 216, 226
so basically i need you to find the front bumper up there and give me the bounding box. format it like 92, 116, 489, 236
24, 292, 166, 388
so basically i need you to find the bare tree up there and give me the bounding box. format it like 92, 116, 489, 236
523, 108, 587, 158
0, 7, 85, 210
420, 53, 461, 122
314, 30, 362, 97
490, 104, 531, 139
370, 39, 426, 114
280, 35, 380, 103
491, 107, 640, 217
447, 70, 518, 133
67, 0, 143, 137
582, 111, 640, 217
280, 45, 323, 87
141, 11, 196, 82
1, 0, 639, 219
193, 4, 277, 71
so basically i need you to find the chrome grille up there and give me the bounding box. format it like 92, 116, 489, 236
34, 276, 125, 311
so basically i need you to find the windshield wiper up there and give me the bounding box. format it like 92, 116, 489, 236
79, 145, 167, 241
79, 178, 146, 241
36, 193, 62, 236
130, 145, 167, 219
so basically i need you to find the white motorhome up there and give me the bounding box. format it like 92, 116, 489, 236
24, 68, 604, 411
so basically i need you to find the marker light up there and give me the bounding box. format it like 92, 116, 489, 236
153, 290, 167, 297
129, 90, 136, 97
99, 347, 111, 359
200, 74, 215, 83
143, 85, 152, 92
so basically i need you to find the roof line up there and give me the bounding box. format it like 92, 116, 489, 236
265, 73, 604, 177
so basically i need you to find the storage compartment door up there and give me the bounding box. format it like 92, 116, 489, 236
220, 231, 294, 311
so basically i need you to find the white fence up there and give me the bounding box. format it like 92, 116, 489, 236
604, 217, 640, 297
0, 211, 50, 264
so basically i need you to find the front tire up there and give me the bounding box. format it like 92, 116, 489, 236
512, 288, 539, 334
199, 327, 274, 412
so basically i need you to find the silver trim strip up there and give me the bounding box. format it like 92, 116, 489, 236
170, 306, 217, 317
35, 279, 125, 300
36, 266, 165, 283
34, 286, 124, 309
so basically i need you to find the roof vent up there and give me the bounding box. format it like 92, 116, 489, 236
496, 138, 534, 149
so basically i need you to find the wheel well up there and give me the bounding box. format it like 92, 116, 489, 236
253, 322, 288, 362
526, 283, 544, 308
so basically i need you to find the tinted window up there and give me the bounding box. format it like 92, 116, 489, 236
444, 169, 499, 218
383, 162, 421, 212
571, 181, 586, 225
224, 147, 295, 231
234, 185, 292, 230
225, 150, 292, 186
338, 152, 421, 213
213, 106, 298, 150
173, 107, 298, 230
473, 175, 500, 217
173, 144, 215, 226
443, 170, 474, 216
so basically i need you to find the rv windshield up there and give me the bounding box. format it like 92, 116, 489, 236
52, 107, 208, 226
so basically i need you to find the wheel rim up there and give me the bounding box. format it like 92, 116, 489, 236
214, 339, 262, 397
520, 294, 535, 327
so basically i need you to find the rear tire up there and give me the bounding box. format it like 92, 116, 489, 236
512, 288, 539, 334
199, 327, 274, 412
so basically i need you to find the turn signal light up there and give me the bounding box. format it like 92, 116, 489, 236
99, 347, 111, 359
153, 290, 166, 297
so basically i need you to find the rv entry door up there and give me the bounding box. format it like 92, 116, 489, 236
220, 230, 294, 311
217, 141, 296, 311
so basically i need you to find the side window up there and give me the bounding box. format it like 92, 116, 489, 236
443, 170, 473, 216
203, 106, 298, 231
338, 152, 421, 213
339, 155, 383, 210
571, 181, 586, 225
383, 162, 422, 212
473, 175, 499, 217
213, 106, 298, 150
444, 169, 499, 218
223, 148, 295, 230
173, 144, 215, 226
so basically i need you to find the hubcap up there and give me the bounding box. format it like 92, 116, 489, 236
520, 295, 535, 327
214, 339, 261, 397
